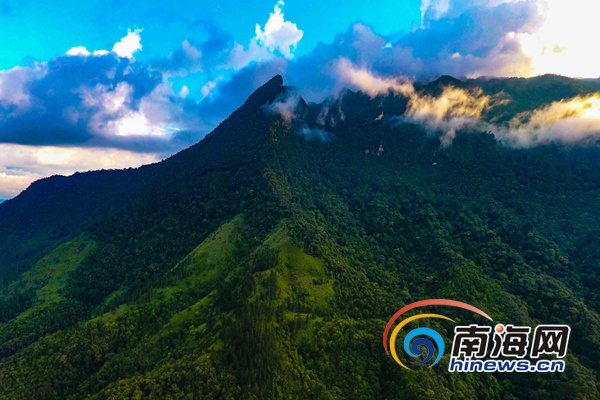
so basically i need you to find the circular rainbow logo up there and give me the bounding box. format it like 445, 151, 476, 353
383, 299, 493, 369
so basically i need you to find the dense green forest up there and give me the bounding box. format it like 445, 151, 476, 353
0, 75, 599, 399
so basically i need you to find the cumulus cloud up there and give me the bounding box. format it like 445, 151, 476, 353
66, 46, 92, 56
0, 56, 144, 147
80, 80, 202, 141
66, 30, 142, 60
0, 37, 210, 154
112, 29, 143, 59
227, 1, 303, 70
255, 1, 303, 59
66, 46, 109, 57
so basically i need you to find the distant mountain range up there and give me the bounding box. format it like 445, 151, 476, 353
0, 74, 599, 399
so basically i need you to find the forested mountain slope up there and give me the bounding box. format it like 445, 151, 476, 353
0, 75, 599, 399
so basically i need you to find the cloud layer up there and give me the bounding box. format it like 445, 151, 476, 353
334, 58, 600, 147
501, 94, 600, 146
0, 144, 157, 198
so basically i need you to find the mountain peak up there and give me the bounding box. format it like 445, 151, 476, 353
421, 75, 467, 96
433, 75, 464, 86
270, 74, 284, 86
243, 74, 285, 108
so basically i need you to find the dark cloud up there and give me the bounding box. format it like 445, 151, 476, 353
0, 38, 280, 156
0, 53, 173, 150
0, 24, 288, 153
197, 23, 235, 75
197, 58, 287, 120
151, 41, 202, 74
0, 22, 251, 156
392, 2, 538, 76
0, 109, 92, 146
151, 24, 234, 76
281, 2, 541, 102
402, 3, 537, 58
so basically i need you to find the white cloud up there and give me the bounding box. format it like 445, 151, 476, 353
255, 1, 303, 59
66, 46, 109, 57
104, 83, 197, 137
226, 1, 302, 69
66, 46, 91, 56
335, 57, 415, 97
77, 81, 131, 113
226, 41, 271, 70
76, 80, 200, 139
336, 59, 503, 145
497, 94, 600, 146
66, 30, 142, 60
515, 0, 600, 78
341, 51, 600, 147
405, 86, 496, 145
178, 85, 190, 98
102, 82, 133, 112
66, 30, 144, 60
419, 0, 600, 78
112, 29, 143, 59
266, 90, 302, 121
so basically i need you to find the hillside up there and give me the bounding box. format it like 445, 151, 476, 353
0, 75, 599, 399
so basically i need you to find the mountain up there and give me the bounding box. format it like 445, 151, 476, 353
0, 74, 599, 399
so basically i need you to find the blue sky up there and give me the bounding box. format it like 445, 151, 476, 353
0, 0, 421, 70
0, 0, 598, 198
0, 0, 422, 104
